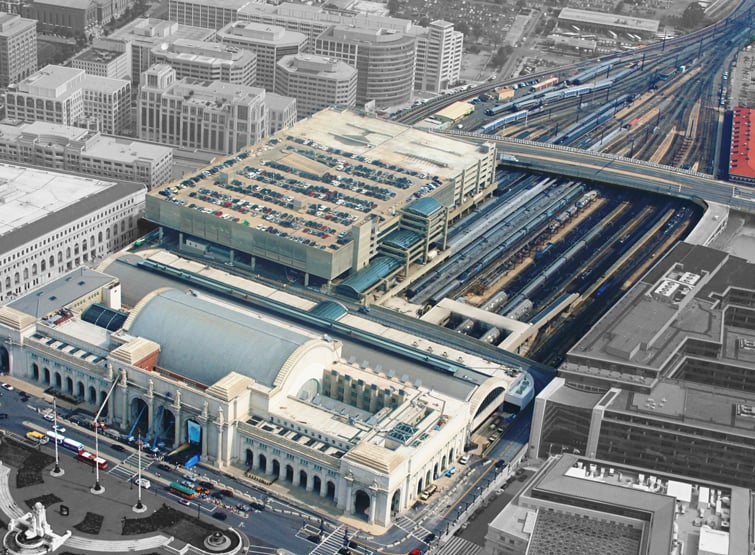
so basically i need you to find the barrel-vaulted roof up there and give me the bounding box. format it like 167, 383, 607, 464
125, 288, 311, 388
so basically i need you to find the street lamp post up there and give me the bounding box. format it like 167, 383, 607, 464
136, 433, 144, 511
51, 397, 63, 476
93, 420, 102, 492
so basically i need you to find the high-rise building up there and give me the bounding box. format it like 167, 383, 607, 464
5, 65, 131, 135
217, 20, 306, 91
275, 54, 356, 117
0, 163, 144, 303
150, 38, 257, 86
237, 3, 462, 94
0, 120, 173, 188
137, 64, 268, 154
109, 18, 216, 83
314, 25, 415, 108
412, 20, 462, 93
0, 12, 36, 88
264, 91, 295, 134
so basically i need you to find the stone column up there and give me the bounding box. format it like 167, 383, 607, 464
215, 407, 224, 468
306, 472, 314, 492
368, 482, 379, 525
320, 480, 328, 497
341, 472, 354, 513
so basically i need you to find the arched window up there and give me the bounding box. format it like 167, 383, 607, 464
49, 255, 54, 268
40, 259, 46, 272
58, 252, 63, 263
14, 272, 19, 284
32, 263, 37, 276
106, 228, 110, 240
66, 247, 71, 258
98, 231, 103, 243
4, 277, 10, 289
23, 268, 28, 280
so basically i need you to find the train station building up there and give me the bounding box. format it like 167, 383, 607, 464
0, 251, 529, 527
145, 108, 497, 298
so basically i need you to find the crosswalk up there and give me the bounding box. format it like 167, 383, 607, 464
433, 536, 483, 555
393, 515, 433, 544
308, 524, 344, 555
108, 452, 153, 481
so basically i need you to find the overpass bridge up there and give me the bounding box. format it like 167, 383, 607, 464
444, 131, 755, 215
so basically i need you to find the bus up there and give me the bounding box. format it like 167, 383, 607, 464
77, 450, 108, 470
62, 438, 84, 453
169, 482, 196, 500
26, 431, 49, 444
45, 431, 65, 444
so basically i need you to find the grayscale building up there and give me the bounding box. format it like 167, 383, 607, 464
0, 164, 144, 303
109, 17, 216, 83
217, 20, 306, 92
0, 12, 36, 88
150, 38, 257, 87
274, 54, 356, 117
0, 120, 173, 188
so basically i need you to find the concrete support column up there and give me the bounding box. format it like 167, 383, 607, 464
341, 473, 354, 513
304, 273, 309, 287
118, 368, 128, 431
369, 483, 379, 525
178, 232, 183, 250
250, 256, 256, 271
320, 481, 328, 497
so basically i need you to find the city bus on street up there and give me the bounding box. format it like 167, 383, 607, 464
62, 438, 83, 452
169, 482, 196, 500
77, 450, 108, 470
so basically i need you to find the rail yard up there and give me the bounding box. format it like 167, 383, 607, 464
387, 8, 754, 367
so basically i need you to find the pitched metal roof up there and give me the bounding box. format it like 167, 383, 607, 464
309, 300, 348, 321
382, 229, 422, 250
404, 197, 442, 217
336, 256, 401, 298
126, 288, 310, 388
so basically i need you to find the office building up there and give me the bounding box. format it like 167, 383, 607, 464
5, 65, 84, 126
0, 248, 526, 527
72, 37, 131, 80
150, 38, 256, 86
5, 65, 131, 135
145, 108, 496, 291
167, 0, 257, 30
109, 17, 216, 83
80, 73, 131, 135
274, 54, 356, 117
729, 107, 755, 185
485, 454, 748, 555
217, 20, 306, 91
137, 64, 267, 154
0, 120, 172, 187
0, 164, 144, 303
0, 12, 36, 88
237, 3, 462, 94
529, 242, 755, 488
314, 25, 415, 108
21, 0, 133, 36
412, 20, 462, 93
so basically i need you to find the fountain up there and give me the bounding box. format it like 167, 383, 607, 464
4, 502, 71, 554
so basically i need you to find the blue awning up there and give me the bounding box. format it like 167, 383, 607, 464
382, 229, 422, 250
405, 197, 443, 217
309, 301, 349, 321
336, 256, 402, 298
